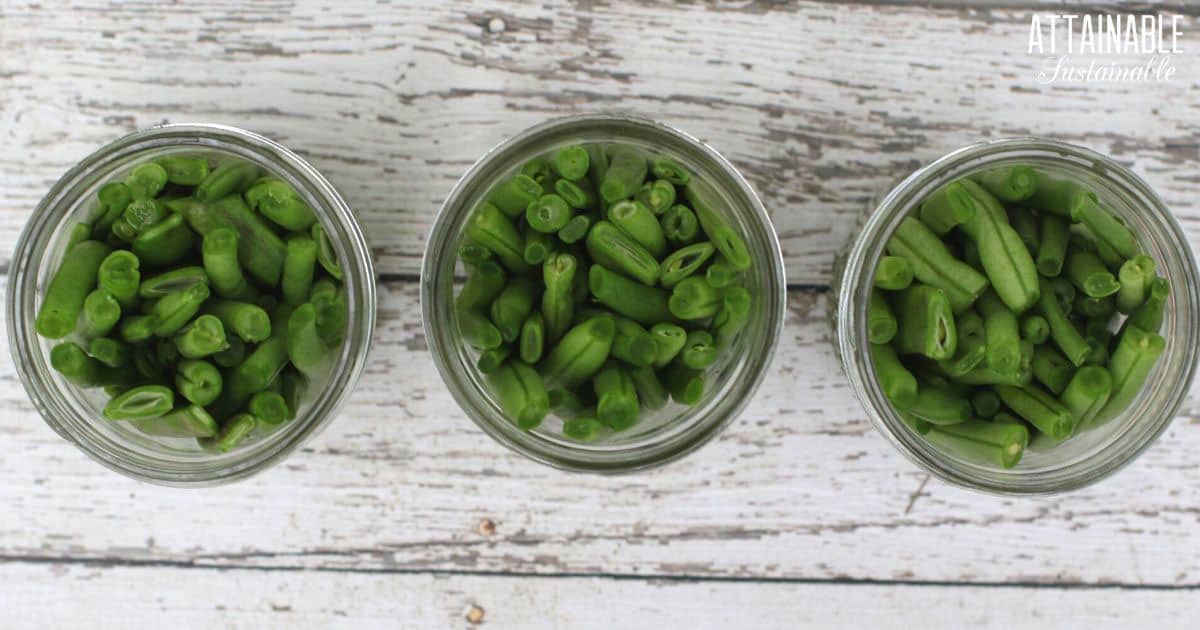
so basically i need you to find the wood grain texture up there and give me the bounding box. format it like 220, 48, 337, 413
2, 280, 1198, 586
6, 562, 1199, 630
1, 0, 1197, 283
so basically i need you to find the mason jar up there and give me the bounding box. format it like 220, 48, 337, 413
832, 137, 1200, 494
6, 123, 376, 486
422, 113, 786, 473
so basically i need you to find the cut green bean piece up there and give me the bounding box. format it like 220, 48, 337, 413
1127, 277, 1169, 333
206, 195, 287, 286
547, 388, 590, 419
459, 242, 492, 266
1037, 278, 1091, 366
974, 165, 1038, 202
868, 288, 897, 345
662, 362, 704, 405
557, 213, 595, 244
195, 161, 259, 202
246, 179, 317, 231
609, 200, 667, 258
174, 314, 228, 359
522, 230, 557, 266
1036, 214, 1070, 277
489, 174, 543, 219
906, 386, 972, 426
203, 413, 257, 453
600, 145, 647, 203
971, 390, 1001, 418
126, 162, 168, 200
1007, 207, 1040, 253
526, 194, 575, 234
123, 198, 166, 233
119, 314, 158, 345
540, 316, 616, 390
661, 204, 699, 245
97, 250, 141, 309
80, 289, 122, 338
36, 240, 112, 339
490, 276, 539, 343
282, 236, 318, 306
132, 213, 195, 267
873, 343, 917, 408
630, 365, 668, 411
586, 220, 660, 286
1065, 249, 1120, 298
957, 179, 1040, 312
594, 363, 638, 430
679, 330, 718, 370
651, 156, 691, 185
636, 179, 676, 215
201, 228, 255, 301
712, 286, 751, 349
95, 182, 133, 235
249, 391, 290, 426
1061, 365, 1113, 431
87, 337, 131, 368
887, 217, 988, 313
918, 181, 977, 235
588, 264, 672, 325
176, 359, 223, 406
1097, 324, 1166, 421
214, 304, 294, 416
458, 308, 503, 350
150, 283, 210, 337
669, 276, 723, 321
1020, 313, 1049, 345
488, 362, 550, 430
103, 385, 174, 421
977, 290, 1020, 375
893, 285, 957, 360
457, 260, 506, 313
466, 203, 528, 273
132, 405, 219, 438
51, 342, 134, 388
996, 384, 1075, 440
1027, 173, 1095, 217
158, 155, 210, 186
945, 363, 1032, 387
520, 156, 552, 187
1048, 277, 1075, 315
65, 222, 91, 251
1073, 294, 1114, 320
541, 253, 576, 342
684, 179, 751, 272
476, 345, 511, 374
610, 316, 657, 368
551, 145, 590, 181
1116, 255, 1156, 314
563, 412, 604, 442
650, 323, 688, 369
874, 256, 914, 291
212, 336, 246, 368
1070, 195, 1138, 260
519, 312, 545, 364
705, 256, 743, 289
936, 310, 985, 377
927, 419, 1028, 469
660, 242, 715, 289
140, 266, 209, 299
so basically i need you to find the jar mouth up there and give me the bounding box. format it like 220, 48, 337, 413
838, 137, 1200, 495
6, 123, 377, 486
422, 113, 787, 473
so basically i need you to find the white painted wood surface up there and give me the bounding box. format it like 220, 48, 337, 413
2, 1, 1198, 628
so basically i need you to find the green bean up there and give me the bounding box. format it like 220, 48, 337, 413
488, 361, 550, 430
489, 174, 543, 219
599, 145, 647, 203
1031, 344, 1074, 395
551, 145, 590, 181
540, 316, 616, 390
103, 385, 174, 421
195, 160, 258, 201
281, 236, 318, 306
50, 342, 134, 388
636, 179, 676, 215
457, 259, 507, 313
996, 384, 1075, 440
149, 283, 210, 337
64, 222, 91, 252
906, 385, 972, 426
1116, 255, 1156, 314
594, 363, 639, 430
661, 204, 699, 246
519, 312, 545, 364
139, 266, 209, 299
609, 316, 657, 368
119, 314, 158, 345
94, 251, 140, 309
1020, 313, 1049, 345
957, 180, 1040, 312
586, 221, 660, 286
971, 389, 1001, 418
1026, 173, 1095, 217
212, 336, 246, 368
459, 242, 493, 266
541, 253, 576, 342
190, 195, 283, 286
157, 155, 210, 186
1070, 223, 1124, 270
660, 242, 715, 289
1098, 324, 1166, 421
203, 413, 257, 453
1035, 214, 1070, 277
669, 276, 723, 321
685, 179, 751, 272
156, 338, 180, 370
459, 308, 502, 350
490, 276, 539, 343
1007, 207, 1040, 253
521, 156, 553, 187
651, 156, 690, 185
936, 310, 986, 377
886, 217, 988, 313
1070, 195, 1139, 260
132, 405, 219, 438
1037, 278, 1091, 366
310, 222, 343, 281
131, 213, 195, 266
201, 227, 255, 301
588, 264, 672, 325
35, 240, 112, 339
1074, 294, 1115, 320
662, 362, 705, 405
176, 359, 223, 406
126, 162, 168, 200
977, 290, 1020, 375
215, 304, 293, 415
80, 289, 122, 338
1061, 365, 1113, 431
1065, 249, 1120, 298
249, 391, 290, 425
1048, 276, 1075, 315
874, 256, 914, 291
705, 256, 743, 289
563, 411, 604, 442
918, 181, 976, 235
476, 345, 511, 374
608, 200, 667, 258
94, 182, 133, 235
873, 343, 917, 408
557, 213, 596, 244
522, 230, 557, 266
123, 198, 166, 233
87, 337, 131, 368
109, 218, 138, 243
893, 285, 957, 360
974, 165, 1038, 202
526, 194, 575, 234
650, 323, 688, 369
676, 330, 716, 370
1126, 277, 1169, 333
712, 286, 751, 349
946, 363, 1032, 387
279, 371, 305, 421
246, 179, 317, 231
927, 419, 1028, 469
868, 288, 897, 345
466, 202, 528, 273
171, 314, 226, 359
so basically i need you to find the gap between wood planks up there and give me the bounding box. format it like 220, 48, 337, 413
3, 554, 1198, 591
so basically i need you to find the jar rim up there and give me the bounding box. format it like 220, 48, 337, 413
5, 123, 377, 486
837, 137, 1200, 495
421, 113, 787, 473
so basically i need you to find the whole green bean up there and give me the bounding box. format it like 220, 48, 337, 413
1097, 324, 1166, 421
174, 314, 228, 359
659, 242, 714, 289
588, 264, 672, 325
103, 385, 174, 421
868, 288, 897, 345
893, 285, 957, 360
873, 343, 917, 408
540, 316, 616, 390
957, 180, 1040, 312
1116, 255, 1156, 314
600, 145, 648, 203
176, 359, 223, 406
36, 240, 112, 339
886, 217, 988, 313
594, 363, 639, 430
1035, 214, 1070, 277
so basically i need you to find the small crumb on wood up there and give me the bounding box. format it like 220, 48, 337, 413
477, 518, 496, 536
464, 604, 485, 625
487, 17, 506, 34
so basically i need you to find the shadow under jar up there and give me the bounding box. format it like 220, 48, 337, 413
832, 138, 1200, 495
6, 123, 376, 486
422, 114, 786, 473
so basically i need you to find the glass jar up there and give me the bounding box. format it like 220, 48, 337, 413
422, 113, 786, 473
832, 138, 1200, 495
6, 123, 376, 486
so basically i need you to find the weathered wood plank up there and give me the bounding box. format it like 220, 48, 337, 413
2, 280, 1198, 585
1, 0, 1196, 283
5, 561, 1198, 630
